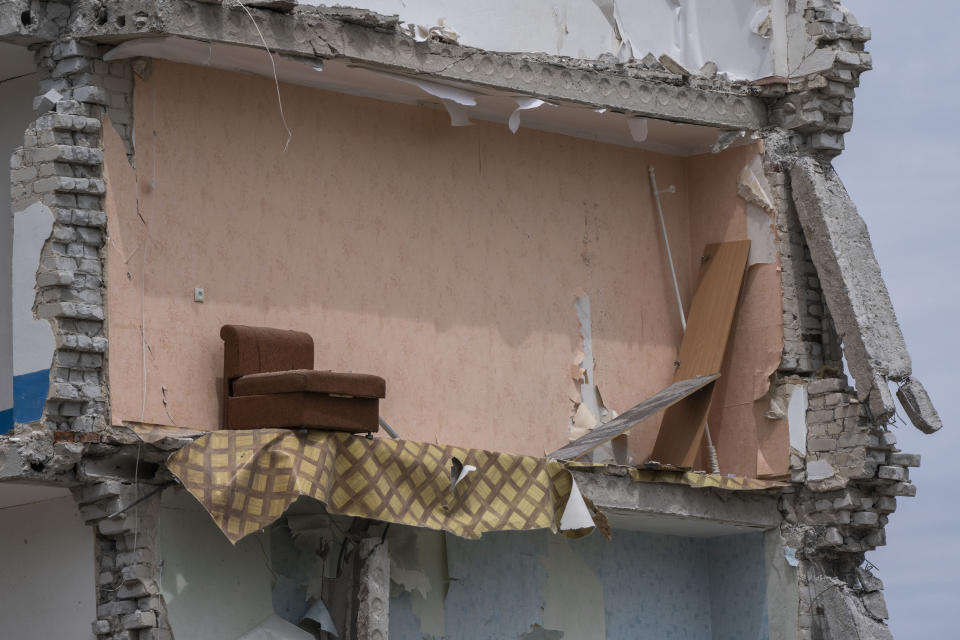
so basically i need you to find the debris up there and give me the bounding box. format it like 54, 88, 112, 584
550, 374, 719, 461
32, 88, 62, 114
401, 18, 460, 44
791, 157, 914, 423
698, 61, 718, 78
658, 54, 691, 77
895, 377, 942, 434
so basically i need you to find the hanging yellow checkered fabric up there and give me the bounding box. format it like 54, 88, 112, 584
167, 429, 575, 544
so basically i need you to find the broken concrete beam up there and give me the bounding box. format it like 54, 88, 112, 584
355, 538, 389, 640
790, 157, 911, 423
896, 377, 942, 434
69, 0, 767, 130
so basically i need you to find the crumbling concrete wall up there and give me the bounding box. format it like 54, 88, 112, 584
777, 376, 920, 640
7, 35, 134, 436
765, 0, 873, 157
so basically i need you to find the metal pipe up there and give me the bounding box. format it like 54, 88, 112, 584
378, 416, 400, 439
648, 166, 721, 474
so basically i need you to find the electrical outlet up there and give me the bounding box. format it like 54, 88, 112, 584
194, 287, 205, 303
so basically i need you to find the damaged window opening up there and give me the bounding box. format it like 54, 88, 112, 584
0, 1, 943, 639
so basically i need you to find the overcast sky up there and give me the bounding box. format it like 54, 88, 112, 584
832, 2, 959, 636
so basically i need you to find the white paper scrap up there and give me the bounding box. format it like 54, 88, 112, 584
508, 97, 548, 134
374, 71, 478, 106
452, 464, 477, 490
627, 117, 649, 143
559, 478, 595, 531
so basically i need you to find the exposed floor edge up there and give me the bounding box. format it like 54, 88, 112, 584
32, 0, 771, 131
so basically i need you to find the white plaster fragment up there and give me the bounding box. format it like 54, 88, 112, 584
746, 205, 776, 266
737, 156, 776, 213
401, 19, 460, 44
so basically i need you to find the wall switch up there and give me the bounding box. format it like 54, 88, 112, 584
194, 287, 205, 303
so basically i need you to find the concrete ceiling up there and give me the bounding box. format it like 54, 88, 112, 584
0, 42, 35, 82
104, 37, 752, 157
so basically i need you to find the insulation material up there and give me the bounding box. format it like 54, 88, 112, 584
167, 429, 587, 543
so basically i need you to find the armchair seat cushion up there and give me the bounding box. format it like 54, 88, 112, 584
232, 370, 386, 399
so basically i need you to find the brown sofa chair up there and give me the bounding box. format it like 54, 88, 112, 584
220, 325, 385, 433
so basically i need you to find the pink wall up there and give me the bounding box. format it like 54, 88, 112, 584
104, 61, 784, 474
686, 146, 786, 478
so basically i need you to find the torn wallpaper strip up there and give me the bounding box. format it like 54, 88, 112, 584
508, 97, 550, 133
167, 429, 591, 544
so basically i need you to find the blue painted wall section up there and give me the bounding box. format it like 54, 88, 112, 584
707, 532, 770, 640
10, 368, 49, 430
0, 407, 11, 434
389, 528, 770, 640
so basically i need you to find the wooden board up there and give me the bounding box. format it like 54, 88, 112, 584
548, 374, 720, 461
649, 240, 751, 468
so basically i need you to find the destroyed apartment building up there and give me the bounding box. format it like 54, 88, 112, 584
0, 1, 944, 638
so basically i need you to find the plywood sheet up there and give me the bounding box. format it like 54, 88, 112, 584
548, 374, 719, 461
650, 240, 750, 467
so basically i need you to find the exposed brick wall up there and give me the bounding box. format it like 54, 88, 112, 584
8, 38, 133, 433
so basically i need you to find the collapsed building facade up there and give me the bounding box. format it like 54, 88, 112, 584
0, 1, 945, 638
